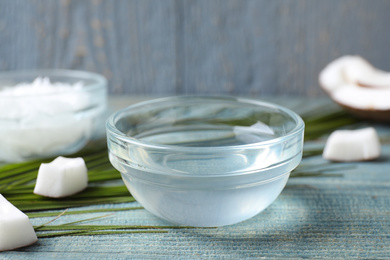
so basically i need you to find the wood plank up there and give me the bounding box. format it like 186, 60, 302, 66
0, 0, 177, 94
1, 0, 390, 97
179, 0, 390, 97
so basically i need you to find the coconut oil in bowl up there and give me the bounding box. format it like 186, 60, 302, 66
107, 96, 304, 227
0, 70, 107, 162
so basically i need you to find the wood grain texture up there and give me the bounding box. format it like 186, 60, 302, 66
0, 0, 390, 96
1, 96, 389, 259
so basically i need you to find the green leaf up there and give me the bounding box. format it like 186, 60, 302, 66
27, 206, 143, 218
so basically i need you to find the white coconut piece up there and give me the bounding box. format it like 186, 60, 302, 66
319, 55, 356, 93
34, 156, 88, 198
319, 55, 390, 90
356, 70, 390, 88
342, 56, 376, 83
342, 56, 390, 88
319, 55, 390, 122
332, 85, 390, 111
0, 194, 38, 251
323, 127, 381, 162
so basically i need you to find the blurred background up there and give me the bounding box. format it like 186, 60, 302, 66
1, 0, 390, 97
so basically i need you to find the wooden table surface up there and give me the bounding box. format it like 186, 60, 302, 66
2, 96, 389, 259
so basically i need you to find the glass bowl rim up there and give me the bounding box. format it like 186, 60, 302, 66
106, 96, 305, 152
0, 69, 107, 98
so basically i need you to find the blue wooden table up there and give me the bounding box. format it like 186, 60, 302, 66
2, 96, 389, 259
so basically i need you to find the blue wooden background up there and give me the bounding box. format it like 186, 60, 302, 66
1, 0, 390, 97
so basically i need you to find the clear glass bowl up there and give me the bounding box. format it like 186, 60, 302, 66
0, 69, 107, 162
106, 96, 305, 227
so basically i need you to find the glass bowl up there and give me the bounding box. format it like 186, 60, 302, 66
0, 69, 107, 162
106, 96, 305, 227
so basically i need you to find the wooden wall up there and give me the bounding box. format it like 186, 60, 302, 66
1, 0, 390, 97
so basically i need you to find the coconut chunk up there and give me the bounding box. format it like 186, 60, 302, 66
332, 84, 390, 111
34, 156, 88, 198
323, 127, 381, 162
319, 55, 358, 93
319, 55, 390, 122
356, 70, 390, 88
0, 194, 38, 251
343, 56, 390, 88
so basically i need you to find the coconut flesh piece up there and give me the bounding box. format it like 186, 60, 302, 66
34, 156, 88, 198
323, 127, 381, 162
0, 194, 38, 251
319, 55, 390, 122
343, 56, 390, 88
